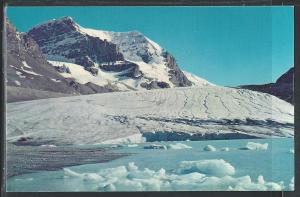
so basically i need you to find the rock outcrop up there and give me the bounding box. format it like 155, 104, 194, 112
240, 67, 294, 104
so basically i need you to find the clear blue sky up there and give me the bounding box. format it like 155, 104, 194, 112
6, 6, 294, 86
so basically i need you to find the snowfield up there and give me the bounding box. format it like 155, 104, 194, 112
7, 85, 294, 145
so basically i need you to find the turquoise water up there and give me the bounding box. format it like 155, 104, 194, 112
7, 138, 294, 191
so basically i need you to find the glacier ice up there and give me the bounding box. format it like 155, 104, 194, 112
7, 86, 294, 145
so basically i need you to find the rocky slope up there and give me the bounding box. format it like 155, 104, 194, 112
26, 17, 203, 91
5, 20, 118, 102
240, 67, 294, 104
7, 86, 294, 145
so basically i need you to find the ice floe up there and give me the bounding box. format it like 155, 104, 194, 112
288, 177, 294, 190
63, 159, 288, 191
127, 144, 139, 148
40, 144, 57, 148
166, 143, 192, 150
243, 142, 268, 151
221, 147, 230, 151
144, 144, 167, 150
203, 145, 217, 152
289, 149, 294, 154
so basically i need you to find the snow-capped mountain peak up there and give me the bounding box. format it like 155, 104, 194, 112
27, 17, 210, 91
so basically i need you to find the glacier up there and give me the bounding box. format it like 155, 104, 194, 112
7, 85, 294, 145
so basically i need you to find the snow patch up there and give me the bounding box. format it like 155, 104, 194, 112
16, 71, 26, 79
22, 61, 32, 69
50, 78, 61, 82
183, 71, 214, 86
14, 80, 21, 86
21, 67, 43, 76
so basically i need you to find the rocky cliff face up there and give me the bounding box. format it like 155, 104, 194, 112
26, 17, 195, 90
27, 17, 124, 68
163, 51, 192, 87
240, 67, 294, 104
5, 20, 119, 102
6, 19, 76, 94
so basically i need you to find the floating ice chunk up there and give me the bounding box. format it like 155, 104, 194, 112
228, 175, 284, 191
257, 175, 265, 184
63, 168, 82, 178
40, 144, 56, 148
289, 149, 294, 154
203, 145, 217, 152
243, 142, 268, 151
144, 144, 167, 150
289, 177, 294, 190
63, 168, 103, 181
175, 159, 235, 177
63, 160, 288, 191
82, 173, 103, 181
113, 179, 144, 191
127, 162, 138, 171
221, 147, 230, 151
103, 184, 116, 192
128, 144, 138, 148
167, 143, 192, 150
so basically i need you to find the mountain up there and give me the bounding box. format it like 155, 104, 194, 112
5, 20, 119, 102
7, 86, 293, 145
26, 17, 208, 91
240, 68, 294, 104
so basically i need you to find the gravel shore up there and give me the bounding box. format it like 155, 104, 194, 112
6, 143, 130, 178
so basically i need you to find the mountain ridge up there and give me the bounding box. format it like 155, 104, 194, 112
26, 17, 201, 91
240, 67, 294, 104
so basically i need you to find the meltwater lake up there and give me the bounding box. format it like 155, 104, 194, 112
7, 138, 294, 191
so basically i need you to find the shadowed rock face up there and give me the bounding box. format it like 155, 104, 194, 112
6, 19, 78, 94
240, 67, 294, 104
140, 81, 170, 90
27, 17, 124, 68
163, 51, 192, 87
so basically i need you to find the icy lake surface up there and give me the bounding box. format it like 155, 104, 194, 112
7, 138, 294, 191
